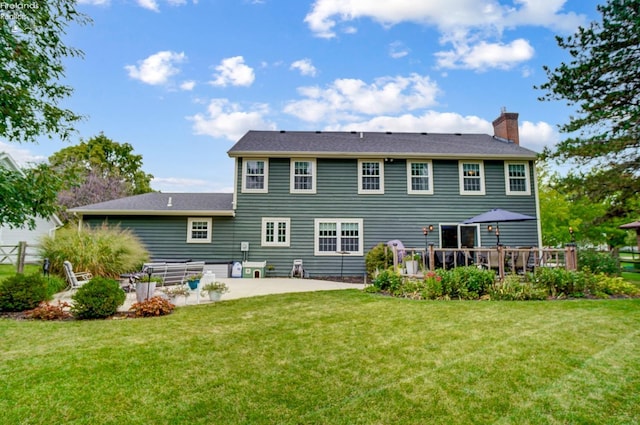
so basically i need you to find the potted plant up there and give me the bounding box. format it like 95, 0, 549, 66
201, 281, 229, 302
404, 253, 421, 275
136, 276, 163, 303
185, 273, 203, 290
162, 285, 190, 305
266, 263, 276, 277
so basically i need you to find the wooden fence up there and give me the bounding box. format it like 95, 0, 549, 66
0, 242, 41, 273
392, 245, 578, 280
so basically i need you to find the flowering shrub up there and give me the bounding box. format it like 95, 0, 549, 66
422, 271, 443, 299
129, 296, 175, 318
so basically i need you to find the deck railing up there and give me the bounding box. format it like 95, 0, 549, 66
392, 245, 577, 280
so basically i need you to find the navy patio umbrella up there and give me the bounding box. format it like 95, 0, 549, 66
463, 208, 536, 245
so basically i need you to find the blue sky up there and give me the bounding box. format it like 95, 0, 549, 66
3, 0, 601, 193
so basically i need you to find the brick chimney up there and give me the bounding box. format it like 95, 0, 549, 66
492, 110, 519, 145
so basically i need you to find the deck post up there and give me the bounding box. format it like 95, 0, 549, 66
428, 244, 435, 272
565, 244, 577, 271
497, 245, 505, 280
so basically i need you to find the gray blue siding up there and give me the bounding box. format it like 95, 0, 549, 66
231, 157, 538, 277
83, 156, 539, 277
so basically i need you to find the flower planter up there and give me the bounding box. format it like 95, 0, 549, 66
135, 281, 156, 303
187, 279, 199, 290
208, 291, 222, 302
405, 260, 418, 275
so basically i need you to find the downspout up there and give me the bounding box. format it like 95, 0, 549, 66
232, 157, 238, 213
532, 161, 543, 248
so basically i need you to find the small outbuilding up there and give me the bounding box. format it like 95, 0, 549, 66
619, 220, 640, 253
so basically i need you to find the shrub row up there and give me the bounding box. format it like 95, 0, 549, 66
366, 266, 639, 301
369, 267, 496, 300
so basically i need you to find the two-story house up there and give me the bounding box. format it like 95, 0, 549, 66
72, 111, 541, 277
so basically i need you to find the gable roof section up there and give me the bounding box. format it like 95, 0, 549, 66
0, 152, 24, 174
70, 193, 234, 216
228, 131, 538, 159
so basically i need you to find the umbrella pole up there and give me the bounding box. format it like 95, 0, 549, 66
496, 224, 501, 246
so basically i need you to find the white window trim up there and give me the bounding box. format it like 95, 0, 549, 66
358, 159, 384, 194
261, 217, 291, 247
187, 217, 212, 243
314, 218, 364, 256
290, 158, 317, 194
407, 160, 434, 195
504, 161, 531, 195
458, 160, 486, 195
241, 158, 269, 193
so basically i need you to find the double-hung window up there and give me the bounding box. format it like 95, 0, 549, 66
459, 161, 485, 195
187, 218, 212, 243
242, 159, 268, 193
407, 160, 434, 194
290, 159, 316, 193
314, 219, 363, 256
261, 217, 290, 247
358, 160, 384, 194
504, 162, 531, 195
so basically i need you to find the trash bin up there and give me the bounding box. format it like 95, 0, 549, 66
231, 261, 242, 278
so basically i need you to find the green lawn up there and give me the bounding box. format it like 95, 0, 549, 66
1, 291, 639, 424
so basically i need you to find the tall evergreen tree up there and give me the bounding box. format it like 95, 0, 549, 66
538, 0, 639, 221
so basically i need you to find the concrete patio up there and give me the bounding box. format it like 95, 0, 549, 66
54, 277, 366, 311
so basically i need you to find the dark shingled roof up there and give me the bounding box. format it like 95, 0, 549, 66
70, 192, 234, 216
228, 131, 537, 159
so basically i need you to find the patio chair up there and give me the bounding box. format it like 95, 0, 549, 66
63, 261, 93, 290
514, 248, 532, 274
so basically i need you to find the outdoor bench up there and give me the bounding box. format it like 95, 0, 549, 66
140, 261, 205, 286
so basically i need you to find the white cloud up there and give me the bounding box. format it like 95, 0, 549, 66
137, 0, 159, 12
389, 41, 409, 59
151, 177, 233, 193
188, 98, 276, 141
290, 59, 318, 77
80, 0, 196, 9
0, 142, 47, 167
305, 0, 585, 38
324, 112, 559, 153
326, 111, 493, 134
519, 120, 560, 152
77, 0, 110, 5
304, 0, 585, 71
180, 80, 196, 91
435, 38, 535, 71
210, 56, 255, 87
506, 0, 586, 33
283, 73, 441, 123
125, 51, 186, 85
